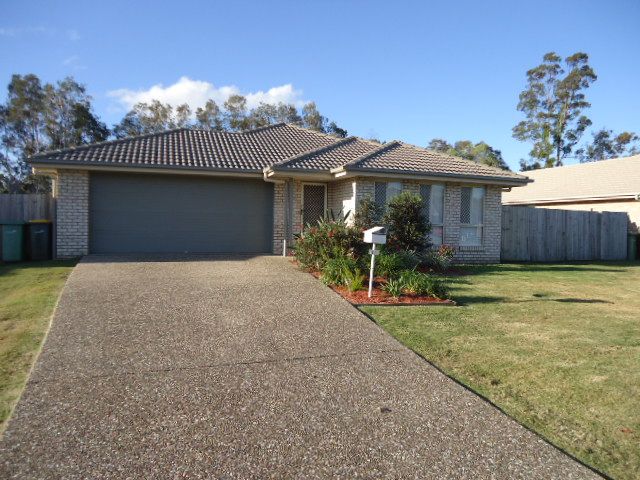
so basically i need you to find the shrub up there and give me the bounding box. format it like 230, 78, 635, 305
294, 216, 365, 271
353, 196, 383, 232
383, 278, 404, 298
423, 244, 456, 272
321, 256, 358, 286
376, 251, 420, 279
383, 191, 431, 253
396, 269, 451, 299
343, 267, 366, 292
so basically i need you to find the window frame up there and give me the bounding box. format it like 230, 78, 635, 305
374, 181, 403, 211
419, 183, 445, 246
459, 186, 485, 247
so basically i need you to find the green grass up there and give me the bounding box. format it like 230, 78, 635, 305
0, 260, 77, 433
362, 263, 640, 480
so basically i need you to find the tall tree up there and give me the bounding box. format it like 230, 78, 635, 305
113, 100, 191, 138
427, 138, 510, 170
513, 52, 597, 170
44, 77, 108, 150
301, 102, 325, 131
326, 121, 348, 138
577, 128, 640, 162
194, 99, 223, 130
0, 74, 106, 192
223, 94, 249, 131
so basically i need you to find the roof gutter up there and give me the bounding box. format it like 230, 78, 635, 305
31, 162, 265, 179
331, 167, 530, 187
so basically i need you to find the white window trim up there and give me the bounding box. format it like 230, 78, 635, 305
420, 182, 445, 246
459, 185, 485, 247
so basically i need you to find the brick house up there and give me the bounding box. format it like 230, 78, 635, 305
30, 123, 529, 262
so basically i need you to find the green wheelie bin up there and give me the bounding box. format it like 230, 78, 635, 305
0, 222, 26, 262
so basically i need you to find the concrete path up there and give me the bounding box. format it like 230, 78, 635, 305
1, 256, 598, 479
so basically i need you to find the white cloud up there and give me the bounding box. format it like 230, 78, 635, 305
107, 77, 305, 112
0, 26, 53, 37
66, 29, 80, 41
62, 55, 86, 70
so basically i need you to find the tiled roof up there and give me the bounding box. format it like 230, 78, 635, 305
30, 124, 337, 171
271, 137, 381, 171
30, 123, 528, 184
339, 142, 527, 182
503, 155, 640, 204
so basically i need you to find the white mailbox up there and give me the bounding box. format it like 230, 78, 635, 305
363, 226, 387, 245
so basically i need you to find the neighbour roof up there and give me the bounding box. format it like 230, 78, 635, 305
30, 123, 528, 184
502, 155, 640, 204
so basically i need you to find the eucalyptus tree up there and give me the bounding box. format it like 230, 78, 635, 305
513, 52, 597, 170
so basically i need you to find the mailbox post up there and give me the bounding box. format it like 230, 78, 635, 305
363, 226, 387, 298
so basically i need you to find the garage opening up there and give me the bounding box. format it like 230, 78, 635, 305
89, 172, 273, 254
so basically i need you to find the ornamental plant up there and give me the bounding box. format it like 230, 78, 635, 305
294, 216, 365, 271
382, 191, 431, 253
353, 196, 383, 232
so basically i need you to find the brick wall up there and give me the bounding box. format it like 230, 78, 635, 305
272, 182, 285, 254
55, 169, 89, 258
351, 177, 503, 264
453, 185, 502, 263
327, 179, 356, 222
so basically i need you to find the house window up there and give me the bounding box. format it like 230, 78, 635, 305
460, 186, 485, 246
374, 181, 402, 210
420, 184, 445, 245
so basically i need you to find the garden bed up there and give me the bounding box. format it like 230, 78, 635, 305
308, 269, 455, 306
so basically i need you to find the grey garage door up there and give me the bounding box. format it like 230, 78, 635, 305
90, 173, 273, 254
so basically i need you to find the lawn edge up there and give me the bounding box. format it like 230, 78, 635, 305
0, 262, 77, 436
356, 307, 613, 480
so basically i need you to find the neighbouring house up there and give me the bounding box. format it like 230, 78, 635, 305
503, 154, 640, 233
29, 123, 529, 262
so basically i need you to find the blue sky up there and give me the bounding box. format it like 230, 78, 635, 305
2, 0, 639, 170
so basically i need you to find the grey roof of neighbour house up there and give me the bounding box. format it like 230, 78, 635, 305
30, 123, 528, 184
503, 154, 640, 204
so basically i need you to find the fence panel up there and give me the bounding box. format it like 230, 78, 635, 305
501, 206, 628, 262
0, 194, 54, 222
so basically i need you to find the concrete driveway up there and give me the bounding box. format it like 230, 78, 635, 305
1, 256, 598, 479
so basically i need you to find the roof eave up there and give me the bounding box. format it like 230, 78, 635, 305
336, 167, 530, 186
264, 166, 334, 181
30, 160, 264, 178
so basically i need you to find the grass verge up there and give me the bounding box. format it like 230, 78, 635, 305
0, 260, 77, 433
362, 262, 639, 480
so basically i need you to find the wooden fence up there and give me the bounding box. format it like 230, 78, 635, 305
0, 194, 54, 222
501, 206, 628, 262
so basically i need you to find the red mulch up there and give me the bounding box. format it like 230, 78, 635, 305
307, 269, 455, 306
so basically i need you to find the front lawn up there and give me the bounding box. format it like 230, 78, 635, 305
362, 263, 640, 480
0, 260, 77, 433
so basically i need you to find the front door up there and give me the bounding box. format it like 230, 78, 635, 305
302, 183, 327, 227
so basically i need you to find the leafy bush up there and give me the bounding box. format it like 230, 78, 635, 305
423, 244, 456, 272
389, 270, 449, 299
395, 269, 451, 299
353, 196, 383, 232
294, 217, 365, 271
343, 267, 366, 292
383, 278, 404, 298
383, 191, 431, 252
423, 275, 450, 299
321, 256, 358, 286
398, 270, 426, 295
376, 251, 420, 279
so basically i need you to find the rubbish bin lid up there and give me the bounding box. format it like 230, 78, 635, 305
0, 221, 26, 225
28, 219, 52, 224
